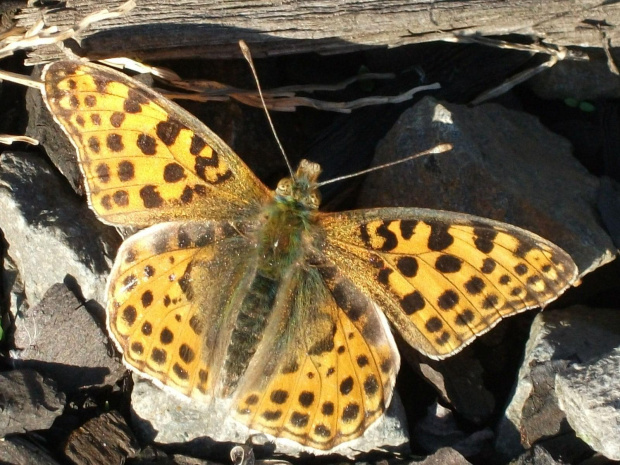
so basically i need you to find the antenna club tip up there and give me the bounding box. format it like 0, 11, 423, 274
239, 40, 251, 60
433, 143, 453, 153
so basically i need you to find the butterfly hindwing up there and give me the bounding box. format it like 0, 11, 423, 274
319, 207, 578, 359
42, 61, 271, 227
107, 219, 261, 400
232, 262, 399, 450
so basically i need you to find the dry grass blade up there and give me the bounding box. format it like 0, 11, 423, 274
0, 134, 39, 146
0, 1, 135, 61
96, 56, 442, 113
445, 34, 590, 105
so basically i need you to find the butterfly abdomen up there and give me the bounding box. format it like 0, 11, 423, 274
223, 272, 278, 389
222, 197, 314, 389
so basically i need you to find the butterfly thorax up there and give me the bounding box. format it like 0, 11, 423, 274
258, 160, 322, 275
222, 160, 323, 389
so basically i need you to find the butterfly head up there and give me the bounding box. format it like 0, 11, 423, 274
275, 159, 322, 210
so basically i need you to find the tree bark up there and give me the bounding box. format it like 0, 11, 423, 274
18, 0, 620, 64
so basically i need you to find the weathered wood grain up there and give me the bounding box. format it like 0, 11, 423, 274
17, 0, 620, 63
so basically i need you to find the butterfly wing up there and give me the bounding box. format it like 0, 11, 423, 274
318, 207, 578, 359
231, 260, 400, 450
107, 219, 261, 399
42, 61, 271, 227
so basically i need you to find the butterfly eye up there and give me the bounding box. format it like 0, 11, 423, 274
307, 191, 321, 209
276, 178, 293, 196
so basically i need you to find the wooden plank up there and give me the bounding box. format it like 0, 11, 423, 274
17, 0, 620, 63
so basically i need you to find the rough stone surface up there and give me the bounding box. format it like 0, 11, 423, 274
528, 52, 620, 101
26, 82, 85, 193
415, 349, 495, 423
556, 347, 620, 460
0, 151, 121, 308
130, 446, 219, 465
357, 96, 615, 276
411, 446, 472, 465
11, 283, 125, 392
0, 435, 61, 465
579, 454, 620, 465
1, 252, 26, 335
130, 375, 409, 459
413, 402, 493, 458
508, 445, 564, 465
0, 369, 65, 436
64, 411, 140, 465
496, 306, 620, 460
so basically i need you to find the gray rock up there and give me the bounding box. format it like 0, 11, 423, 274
172, 455, 224, 465
1, 252, 27, 337
413, 402, 493, 457
578, 453, 620, 465
131, 445, 226, 465
25, 78, 84, 193
556, 347, 620, 460
130, 375, 409, 459
0, 369, 65, 436
64, 411, 140, 465
11, 283, 125, 392
0, 151, 121, 309
528, 51, 620, 101
414, 348, 495, 423
496, 306, 620, 460
508, 445, 564, 465
357, 96, 615, 276
0, 435, 61, 465
408, 447, 472, 465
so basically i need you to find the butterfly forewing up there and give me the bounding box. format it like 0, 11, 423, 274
319, 208, 578, 359
42, 61, 270, 227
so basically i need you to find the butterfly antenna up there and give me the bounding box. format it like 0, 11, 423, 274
317, 143, 453, 187
239, 40, 295, 178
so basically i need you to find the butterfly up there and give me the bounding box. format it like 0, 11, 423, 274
41, 60, 578, 451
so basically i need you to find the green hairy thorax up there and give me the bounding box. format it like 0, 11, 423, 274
258, 159, 323, 278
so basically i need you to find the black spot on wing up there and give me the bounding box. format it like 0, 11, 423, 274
110, 111, 125, 128
172, 363, 189, 380
156, 119, 184, 146
178, 262, 194, 300
106, 133, 123, 152
124, 89, 147, 113
122, 306, 136, 325
113, 190, 129, 206
137, 133, 157, 155
179, 344, 195, 364
163, 163, 186, 183
399, 219, 418, 240
438, 289, 459, 310
428, 224, 453, 251
190, 134, 207, 155
396, 256, 418, 277
401, 291, 425, 315
376, 221, 398, 251
139, 185, 164, 208
481, 258, 496, 274
435, 254, 462, 273
117, 161, 135, 181
96, 163, 110, 183
474, 227, 497, 253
